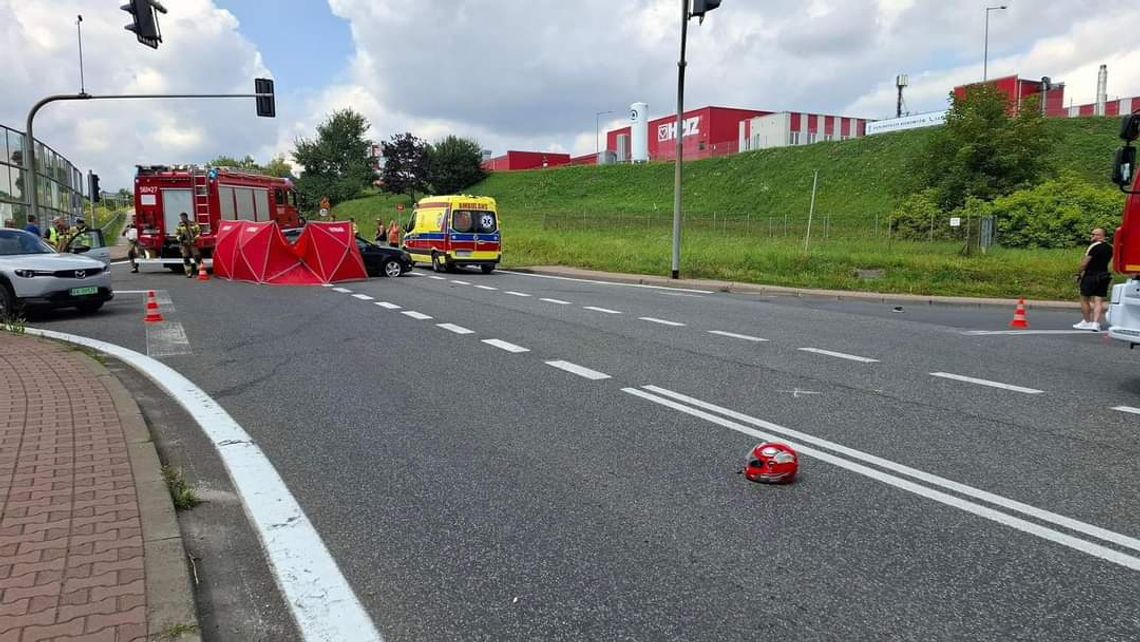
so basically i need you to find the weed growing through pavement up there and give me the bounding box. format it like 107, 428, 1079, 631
156, 622, 200, 640
161, 465, 201, 511
0, 314, 26, 335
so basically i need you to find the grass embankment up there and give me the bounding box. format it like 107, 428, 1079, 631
332, 118, 1121, 300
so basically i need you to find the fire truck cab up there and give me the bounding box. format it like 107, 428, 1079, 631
1108, 114, 1140, 348
133, 165, 300, 265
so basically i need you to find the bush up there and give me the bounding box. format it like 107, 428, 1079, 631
890, 190, 955, 241
990, 175, 1124, 248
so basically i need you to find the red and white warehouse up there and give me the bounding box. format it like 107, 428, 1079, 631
606, 106, 773, 162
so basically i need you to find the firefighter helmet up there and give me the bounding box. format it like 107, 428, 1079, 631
744, 442, 798, 483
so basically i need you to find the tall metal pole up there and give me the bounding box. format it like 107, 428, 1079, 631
984, 6, 1007, 82
76, 15, 86, 94
671, 0, 689, 280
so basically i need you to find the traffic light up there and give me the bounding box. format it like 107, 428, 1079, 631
255, 78, 276, 118
121, 0, 167, 49
88, 173, 101, 203
691, 0, 722, 21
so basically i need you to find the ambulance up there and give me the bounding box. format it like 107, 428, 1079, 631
403, 195, 501, 273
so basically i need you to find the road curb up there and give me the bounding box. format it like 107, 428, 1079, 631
73, 350, 202, 642
514, 266, 1082, 310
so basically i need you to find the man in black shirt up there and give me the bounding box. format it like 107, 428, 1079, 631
1074, 228, 1113, 331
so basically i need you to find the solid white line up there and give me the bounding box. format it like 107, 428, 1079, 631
428, 275, 446, 280
798, 347, 880, 363
499, 269, 714, 294
482, 339, 530, 353
639, 316, 686, 327
584, 306, 622, 315
708, 330, 768, 342
1113, 406, 1140, 416
474, 285, 498, 291
450, 280, 471, 285
545, 360, 611, 380
930, 372, 1043, 394
374, 302, 401, 310
962, 330, 1097, 336
437, 323, 474, 335
112, 290, 152, 295
401, 311, 432, 320
505, 291, 532, 297
540, 298, 571, 305
332, 287, 353, 294
351, 294, 374, 301
25, 329, 383, 641
626, 385, 1140, 572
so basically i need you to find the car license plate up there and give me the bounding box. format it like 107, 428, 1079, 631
70, 287, 98, 296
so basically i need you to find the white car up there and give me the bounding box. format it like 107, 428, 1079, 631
0, 228, 113, 316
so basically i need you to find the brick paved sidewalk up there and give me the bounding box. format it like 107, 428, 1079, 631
0, 334, 189, 641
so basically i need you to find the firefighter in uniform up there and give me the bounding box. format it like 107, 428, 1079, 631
175, 212, 202, 278
67, 218, 92, 252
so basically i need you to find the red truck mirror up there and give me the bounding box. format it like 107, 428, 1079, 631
1119, 113, 1140, 142
1114, 146, 1137, 191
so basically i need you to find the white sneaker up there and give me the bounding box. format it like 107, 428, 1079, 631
1073, 321, 1092, 330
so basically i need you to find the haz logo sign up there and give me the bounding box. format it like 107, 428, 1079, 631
657, 117, 701, 142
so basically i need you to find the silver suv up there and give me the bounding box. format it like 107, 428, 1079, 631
0, 228, 113, 316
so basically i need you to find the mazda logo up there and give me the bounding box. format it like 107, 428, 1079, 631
74, 270, 86, 279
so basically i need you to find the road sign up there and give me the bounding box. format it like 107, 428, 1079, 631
949, 217, 962, 227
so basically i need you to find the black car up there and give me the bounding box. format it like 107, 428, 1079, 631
281, 228, 413, 277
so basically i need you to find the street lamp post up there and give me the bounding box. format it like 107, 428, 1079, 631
595, 110, 613, 158
983, 5, 1007, 82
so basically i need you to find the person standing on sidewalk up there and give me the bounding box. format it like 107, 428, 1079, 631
1074, 228, 1113, 331
175, 212, 202, 278
123, 224, 140, 273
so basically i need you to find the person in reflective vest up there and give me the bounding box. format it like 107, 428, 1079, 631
174, 212, 202, 278
67, 218, 92, 251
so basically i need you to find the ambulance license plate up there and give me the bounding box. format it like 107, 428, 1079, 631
70, 287, 98, 296
456, 250, 471, 257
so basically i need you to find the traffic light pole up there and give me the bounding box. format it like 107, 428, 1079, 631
23, 91, 272, 222
671, 0, 689, 280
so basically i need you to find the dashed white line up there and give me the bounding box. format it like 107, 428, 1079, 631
584, 306, 622, 315
1112, 406, 1140, 416
540, 298, 571, 305
332, 287, 353, 293
405, 272, 424, 277
374, 302, 401, 310
351, 294, 374, 301
450, 280, 471, 285
437, 323, 475, 335
428, 275, 446, 280
639, 316, 686, 327
321, 284, 334, 288
482, 339, 530, 353
505, 291, 532, 297
708, 330, 768, 342
499, 269, 713, 294
929, 372, 1043, 394
401, 311, 433, 320
545, 360, 611, 380
474, 285, 498, 291
798, 347, 880, 363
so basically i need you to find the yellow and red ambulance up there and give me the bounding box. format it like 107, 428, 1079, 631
403, 195, 501, 273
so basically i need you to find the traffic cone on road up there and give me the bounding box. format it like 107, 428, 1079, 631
1009, 298, 1030, 329
197, 262, 209, 282
143, 290, 165, 324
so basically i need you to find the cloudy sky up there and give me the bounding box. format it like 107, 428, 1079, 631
3, 0, 1138, 190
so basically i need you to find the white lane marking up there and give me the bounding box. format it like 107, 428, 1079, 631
798, 347, 880, 363
112, 290, 152, 295
962, 330, 1097, 336
375, 302, 401, 310
584, 306, 622, 315
659, 292, 705, 298
930, 372, 1043, 394
332, 287, 353, 293
352, 294, 374, 301
474, 285, 498, 291
405, 272, 424, 277
437, 323, 475, 335
545, 360, 611, 381
450, 280, 471, 285
1113, 406, 1140, 416
627, 385, 1140, 571
639, 316, 686, 327
321, 284, 335, 288
428, 275, 447, 280
499, 269, 713, 294
25, 329, 383, 640
540, 298, 572, 305
401, 311, 433, 320
482, 339, 530, 353
146, 321, 192, 358
505, 291, 532, 297
708, 330, 769, 343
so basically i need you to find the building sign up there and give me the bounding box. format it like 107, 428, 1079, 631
865, 110, 949, 136
657, 117, 701, 142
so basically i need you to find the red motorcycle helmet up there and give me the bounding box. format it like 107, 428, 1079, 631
744, 442, 798, 483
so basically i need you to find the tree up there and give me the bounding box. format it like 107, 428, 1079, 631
208, 154, 260, 170
428, 135, 486, 195
918, 85, 1053, 211
263, 155, 294, 179
380, 133, 431, 202
292, 109, 374, 210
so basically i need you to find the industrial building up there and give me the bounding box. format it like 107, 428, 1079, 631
952, 65, 1137, 118
606, 106, 772, 163
481, 150, 571, 172
737, 111, 872, 151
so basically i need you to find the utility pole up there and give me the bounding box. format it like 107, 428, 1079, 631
76, 15, 86, 94
983, 5, 1007, 82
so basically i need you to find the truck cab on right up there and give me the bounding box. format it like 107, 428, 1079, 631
1109, 113, 1140, 348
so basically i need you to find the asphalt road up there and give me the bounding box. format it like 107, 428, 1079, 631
32, 262, 1140, 641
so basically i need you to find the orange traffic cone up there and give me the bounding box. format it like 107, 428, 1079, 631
197, 262, 209, 281
143, 290, 165, 324
1009, 298, 1030, 329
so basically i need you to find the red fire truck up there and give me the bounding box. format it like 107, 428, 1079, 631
1109, 114, 1140, 348
132, 165, 301, 266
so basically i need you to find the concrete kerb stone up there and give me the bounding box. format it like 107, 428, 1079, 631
66, 349, 202, 642
517, 266, 1082, 310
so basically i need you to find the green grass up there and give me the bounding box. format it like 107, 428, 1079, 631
161, 465, 201, 511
